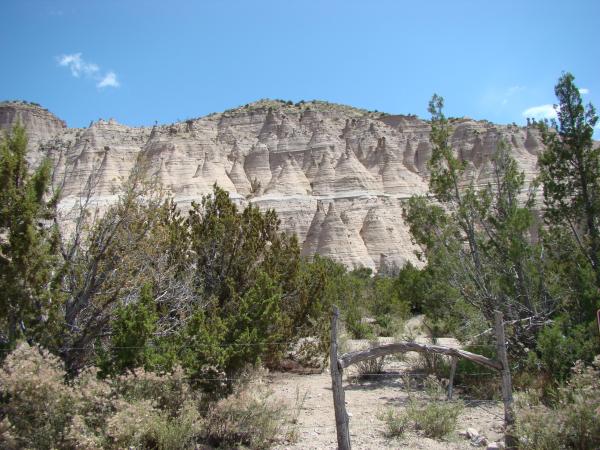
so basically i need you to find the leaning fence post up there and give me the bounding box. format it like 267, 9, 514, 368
447, 356, 458, 400
494, 311, 517, 449
330, 305, 351, 450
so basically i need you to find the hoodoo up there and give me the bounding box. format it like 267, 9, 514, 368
1, 99, 545, 271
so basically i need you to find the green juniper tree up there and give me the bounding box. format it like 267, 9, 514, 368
0, 124, 61, 351
403, 95, 550, 346
532, 72, 600, 377
538, 72, 600, 288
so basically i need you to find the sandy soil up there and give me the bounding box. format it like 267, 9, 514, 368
269, 370, 504, 449
269, 320, 506, 449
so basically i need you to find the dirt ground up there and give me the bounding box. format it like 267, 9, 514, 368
269, 318, 506, 449
269, 370, 505, 449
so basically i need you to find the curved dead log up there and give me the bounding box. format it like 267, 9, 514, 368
338, 342, 502, 371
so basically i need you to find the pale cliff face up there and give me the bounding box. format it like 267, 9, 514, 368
0, 101, 67, 167
1, 99, 544, 271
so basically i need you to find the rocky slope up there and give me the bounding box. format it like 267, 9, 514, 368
0, 100, 544, 271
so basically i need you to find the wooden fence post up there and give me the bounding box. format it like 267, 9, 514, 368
330, 305, 351, 450
494, 310, 517, 449
447, 356, 458, 400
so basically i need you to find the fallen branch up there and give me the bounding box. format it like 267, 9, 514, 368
339, 341, 502, 371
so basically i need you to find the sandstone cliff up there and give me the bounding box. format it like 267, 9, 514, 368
0, 99, 545, 271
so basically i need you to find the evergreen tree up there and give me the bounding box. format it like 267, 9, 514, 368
59, 166, 190, 374
532, 73, 600, 377
404, 96, 550, 345
182, 186, 304, 389
538, 72, 600, 287
0, 124, 60, 351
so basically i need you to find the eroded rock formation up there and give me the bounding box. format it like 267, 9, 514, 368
0, 99, 545, 271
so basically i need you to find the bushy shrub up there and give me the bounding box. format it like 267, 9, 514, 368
0, 344, 203, 449
515, 356, 600, 450
407, 399, 463, 439
345, 309, 374, 339
380, 378, 463, 441
410, 351, 449, 378
69, 367, 115, 446
286, 337, 326, 369
203, 381, 287, 449
105, 399, 201, 450
379, 408, 410, 438
374, 313, 404, 337
111, 365, 198, 416
349, 340, 386, 380
0, 343, 77, 449
528, 319, 599, 383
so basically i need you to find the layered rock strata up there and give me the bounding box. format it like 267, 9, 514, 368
0, 100, 545, 271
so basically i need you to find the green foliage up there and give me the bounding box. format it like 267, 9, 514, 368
538, 73, 600, 288
85, 184, 332, 393
400, 74, 599, 402
180, 270, 286, 393
373, 275, 410, 319
0, 124, 61, 351
181, 186, 307, 390
380, 376, 463, 441
427, 94, 466, 203
97, 283, 162, 376
299, 257, 412, 339
404, 95, 551, 353
535, 73, 600, 374
528, 319, 599, 383
187, 185, 301, 315
59, 173, 189, 374
393, 262, 429, 314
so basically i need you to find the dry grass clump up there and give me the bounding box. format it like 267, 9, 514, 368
349, 339, 387, 381
406, 399, 463, 439
380, 400, 463, 441
203, 381, 286, 449
0, 343, 294, 449
378, 408, 410, 438
379, 376, 463, 441
104, 399, 201, 450
355, 356, 386, 379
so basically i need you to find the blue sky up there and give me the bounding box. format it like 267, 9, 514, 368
1, 0, 599, 130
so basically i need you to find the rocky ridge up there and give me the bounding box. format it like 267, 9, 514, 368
0, 99, 544, 271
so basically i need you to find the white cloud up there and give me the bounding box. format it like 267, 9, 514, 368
57, 53, 119, 89
97, 72, 119, 88
579, 88, 590, 95
522, 104, 558, 120
58, 53, 99, 77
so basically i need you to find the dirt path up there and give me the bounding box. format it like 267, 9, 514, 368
269, 328, 506, 449
270, 371, 504, 449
